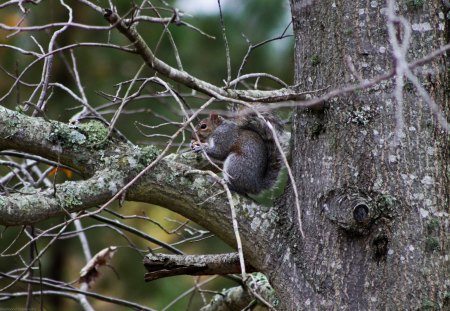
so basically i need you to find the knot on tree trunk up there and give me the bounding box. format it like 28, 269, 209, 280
319, 188, 397, 236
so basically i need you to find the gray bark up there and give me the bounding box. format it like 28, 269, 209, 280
272, 0, 449, 309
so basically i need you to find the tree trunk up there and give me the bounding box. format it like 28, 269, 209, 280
271, 0, 449, 309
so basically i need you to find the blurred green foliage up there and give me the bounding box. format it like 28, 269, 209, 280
0, 0, 293, 310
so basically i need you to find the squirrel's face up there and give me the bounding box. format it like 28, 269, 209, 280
191, 113, 222, 143
192, 119, 211, 143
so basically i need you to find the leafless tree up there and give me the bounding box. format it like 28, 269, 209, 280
0, 0, 448, 310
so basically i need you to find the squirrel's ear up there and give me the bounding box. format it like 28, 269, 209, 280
209, 111, 222, 125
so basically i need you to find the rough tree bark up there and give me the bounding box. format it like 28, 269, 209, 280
272, 0, 449, 309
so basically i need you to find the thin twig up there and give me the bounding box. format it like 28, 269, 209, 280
217, 0, 231, 85
185, 170, 247, 280
267, 122, 304, 239
0, 273, 156, 311
228, 73, 288, 88
161, 276, 218, 311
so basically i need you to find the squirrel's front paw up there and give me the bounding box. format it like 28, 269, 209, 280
191, 141, 208, 153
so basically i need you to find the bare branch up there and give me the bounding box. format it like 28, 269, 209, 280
228, 73, 288, 88
103, 10, 305, 103
90, 214, 183, 254
161, 276, 218, 311
217, 0, 232, 85
143, 253, 256, 281
0, 272, 156, 311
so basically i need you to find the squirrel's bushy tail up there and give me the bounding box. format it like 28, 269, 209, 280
236, 108, 284, 191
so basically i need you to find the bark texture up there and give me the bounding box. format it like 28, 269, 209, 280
272, 0, 449, 309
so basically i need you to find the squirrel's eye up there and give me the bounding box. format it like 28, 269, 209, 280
200, 124, 207, 129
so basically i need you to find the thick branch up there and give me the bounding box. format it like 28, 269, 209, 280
0, 106, 121, 175
143, 253, 256, 281
0, 169, 126, 225
0, 107, 277, 269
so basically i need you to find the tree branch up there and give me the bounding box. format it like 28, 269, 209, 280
0, 106, 120, 175
0, 169, 125, 225
0, 107, 277, 267
143, 253, 256, 281
103, 10, 304, 103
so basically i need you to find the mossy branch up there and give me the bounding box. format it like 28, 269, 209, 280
0, 169, 126, 225
0, 107, 275, 255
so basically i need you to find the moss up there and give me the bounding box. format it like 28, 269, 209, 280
424, 237, 440, 253
139, 145, 160, 166
58, 183, 83, 208
77, 121, 109, 147
343, 28, 353, 35
403, 80, 414, 92
443, 292, 450, 306
248, 272, 280, 307
377, 194, 396, 208
310, 121, 325, 138
49, 122, 86, 145
15, 105, 26, 114
426, 217, 440, 233
375, 194, 397, 218
311, 54, 321, 66
420, 299, 435, 310
405, 0, 424, 10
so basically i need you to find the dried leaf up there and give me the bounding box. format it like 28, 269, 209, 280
79, 246, 117, 288
48, 167, 73, 178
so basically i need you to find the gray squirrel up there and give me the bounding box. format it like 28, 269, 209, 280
191, 109, 284, 195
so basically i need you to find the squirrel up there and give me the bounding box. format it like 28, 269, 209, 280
191, 109, 284, 195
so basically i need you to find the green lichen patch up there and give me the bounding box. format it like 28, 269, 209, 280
95, 169, 126, 195
420, 299, 436, 310
311, 54, 321, 66
57, 182, 83, 208
49, 121, 86, 145
248, 272, 280, 307
405, 0, 424, 10
138, 145, 160, 167
377, 194, 396, 210
424, 237, 440, 253
77, 121, 110, 147
426, 217, 440, 234
100, 145, 160, 175
346, 105, 376, 126
4, 111, 21, 136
